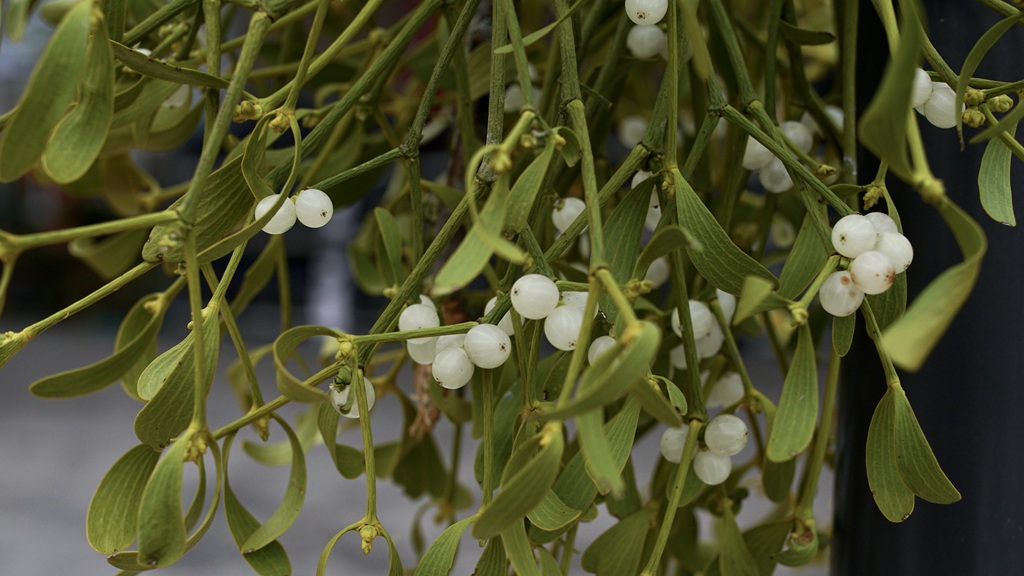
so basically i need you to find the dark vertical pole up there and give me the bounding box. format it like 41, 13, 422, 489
834, 3, 1024, 575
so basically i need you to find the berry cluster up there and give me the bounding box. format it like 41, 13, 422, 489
667, 291, 735, 370
660, 413, 750, 486
821, 212, 914, 317
911, 68, 964, 129
741, 120, 814, 193
254, 188, 335, 235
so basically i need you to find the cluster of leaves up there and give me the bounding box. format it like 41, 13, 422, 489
0, 0, 1021, 574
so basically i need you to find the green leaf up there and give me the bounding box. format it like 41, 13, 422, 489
761, 458, 796, 503
136, 432, 190, 566
778, 209, 829, 299
954, 12, 1024, 139
501, 518, 540, 576
474, 386, 521, 488
779, 20, 835, 45
504, 137, 556, 234
68, 228, 150, 280
882, 198, 986, 370
580, 506, 653, 575
87, 444, 161, 555
891, 387, 961, 504
674, 172, 777, 294
857, 1, 923, 179
538, 546, 562, 576
41, 17, 115, 184
492, 0, 583, 54
3, 0, 33, 41
393, 433, 449, 500
631, 376, 684, 427
272, 325, 339, 404
134, 310, 220, 450
766, 324, 818, 462
415, 515, 475, 575
832, 314, 855, 357
30, 291, 165, 398
865, 272, 906, 331
978, 122, 1017, 226
602, 179, 654, 323
242, 408, 319, 467
718, 503, 760, 576
577, 408, 622, 497
865, 389, 915, 522
631, 225, 697, 281
241, 414, 307, 552
472, 423, 564, 540
474, 537, 507, 576
773, 523, 819, 567
735, 275, 792, 325
223, 434, 291, 576
525, 489, 581, 532
538, 321, 660, 419
0, 0, 90, 182
110, 41, 229, 89
554, 127, 581, 167
374, 207, 405, 287
118, 292, 170, 400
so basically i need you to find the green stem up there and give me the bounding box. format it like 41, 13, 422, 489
555, 275, 601, 409
282, 0, 332, 112
352, 322, 478, 345
641, 419, 702, 575
860, 299, 900, 387
797, 344, 840, 516
183, 233, 210, 430
481, 369, 496, 505
9, 212, 179, 251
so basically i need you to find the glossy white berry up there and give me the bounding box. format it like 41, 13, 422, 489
704, 414, 748, 456
588, 335, 616, 364
660, 427, 689, 463
406, 338, 437, 364
617, 115, 648, 148
627, 24, 667, 58
484, 296, 516, 336
716, 289, 736, 325
294, 188, 334, 228
399, 303, 440, 344
849, 251, 896, 295
831, 214, 879, 258
742, 136, 774, 170
254, 194, 297, 235
434, 334, 466, 354
645, 190, 662, 231
759, 157, 793, 193
819, 271, 864, 317
624, 0, 668, 25
644, 256, 670, 288
695, 322, 724, 360
865, 212, 899, 234
693, 449, 732, 485
464, 324, 512, 369
802, 106, 844, 135
511, 274, 560, 319
910, 68, 934, 108
671, 300, 713, 339
561, 290, 598, 318
780, 120, 813, 153
631, 170, 652, 189
544, 305, 584, 351
921, 82, 962, 129
504, 84, 524, 113
874, 232, 914, 273
552, 197, 586, 233
331, 377, 376, 419
433, 346, 475, 389
706, 372, 744, 408
669, 344, 688, 369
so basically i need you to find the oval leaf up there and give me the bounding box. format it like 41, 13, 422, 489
978, 122, 1017, 226
504, 137, 556, 234
891, 387, 961, 504
415, 515, 475, 575
87, 444, 161, 555
766, 324, 818, 462
241, 414, 308, 552
865, 389, 916, 522
137, 432, 190, 566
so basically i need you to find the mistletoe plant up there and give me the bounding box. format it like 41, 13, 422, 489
0, 0, 1019, 573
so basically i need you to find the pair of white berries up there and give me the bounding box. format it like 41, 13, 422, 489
505, 274, 595, 352
660, 413, 749, 485
821, 212, 913, 317
911, 68, 963, 129
254, 188, 334, 235
742, 121, 814, 193
667, 291, 736, 369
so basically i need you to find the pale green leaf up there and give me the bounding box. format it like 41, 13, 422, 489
504, 137, 556, 234
415, 515, 475, 575
580, 506, 653, 575
865, 389, 916, 522
223, 434, 291, 576
110, 41, 229, 89
778, 210, 829, 299
735, 275, 791, 325
241, 415, 307, 552
766, 324, 818, 462
718, 504, 760, 576
978, 122, 1017, 226
136, 433, 190, 566
525, 490, 581, 532
87, 444, 161, 555
892, 387, 961, 504
501, 518, 539, 576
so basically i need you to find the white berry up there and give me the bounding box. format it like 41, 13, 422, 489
695, 322, 724, 360
562, 290, 598, 317
910, 68, 934, 108
511, 274, 560, 319
780, 120, 813, 153
617, 115, 648, 148
921, 82, 962, 129
432, 346, 475, 389
831, 214, 879, 258
644, 256, 670, 288
419, 294, 437, 310
504, 84, 524, 113
624, 0, 668, 25
645, 189, 662, 231
544, 305, 584, 351
849, 251, 896, 295
406, 338, 437, 365
631, 170, 653, 189
399, 303, 440, 344
485, 296, 517, 335
716, 289, 736, 325
819, 271, 864, 317
626, 24, 667, 58
331, 377, 376, 419
552, 197, 586, 233
671, 300, 713, 339
588, 335, 616, 364
669, 344, 688, 369
254, 194, 297, 235
742, 136, 774, 170
693, 449, 732, 485
864, 212, 899, 234
660, 427, 689, 463
704, 414, 748, 456
434, 333, 466, 354
464, 324, 512, 369
759, 157, 793, 193
874, 232, 914, 273
294, 188, 334, 228
706, 372, 744, 408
